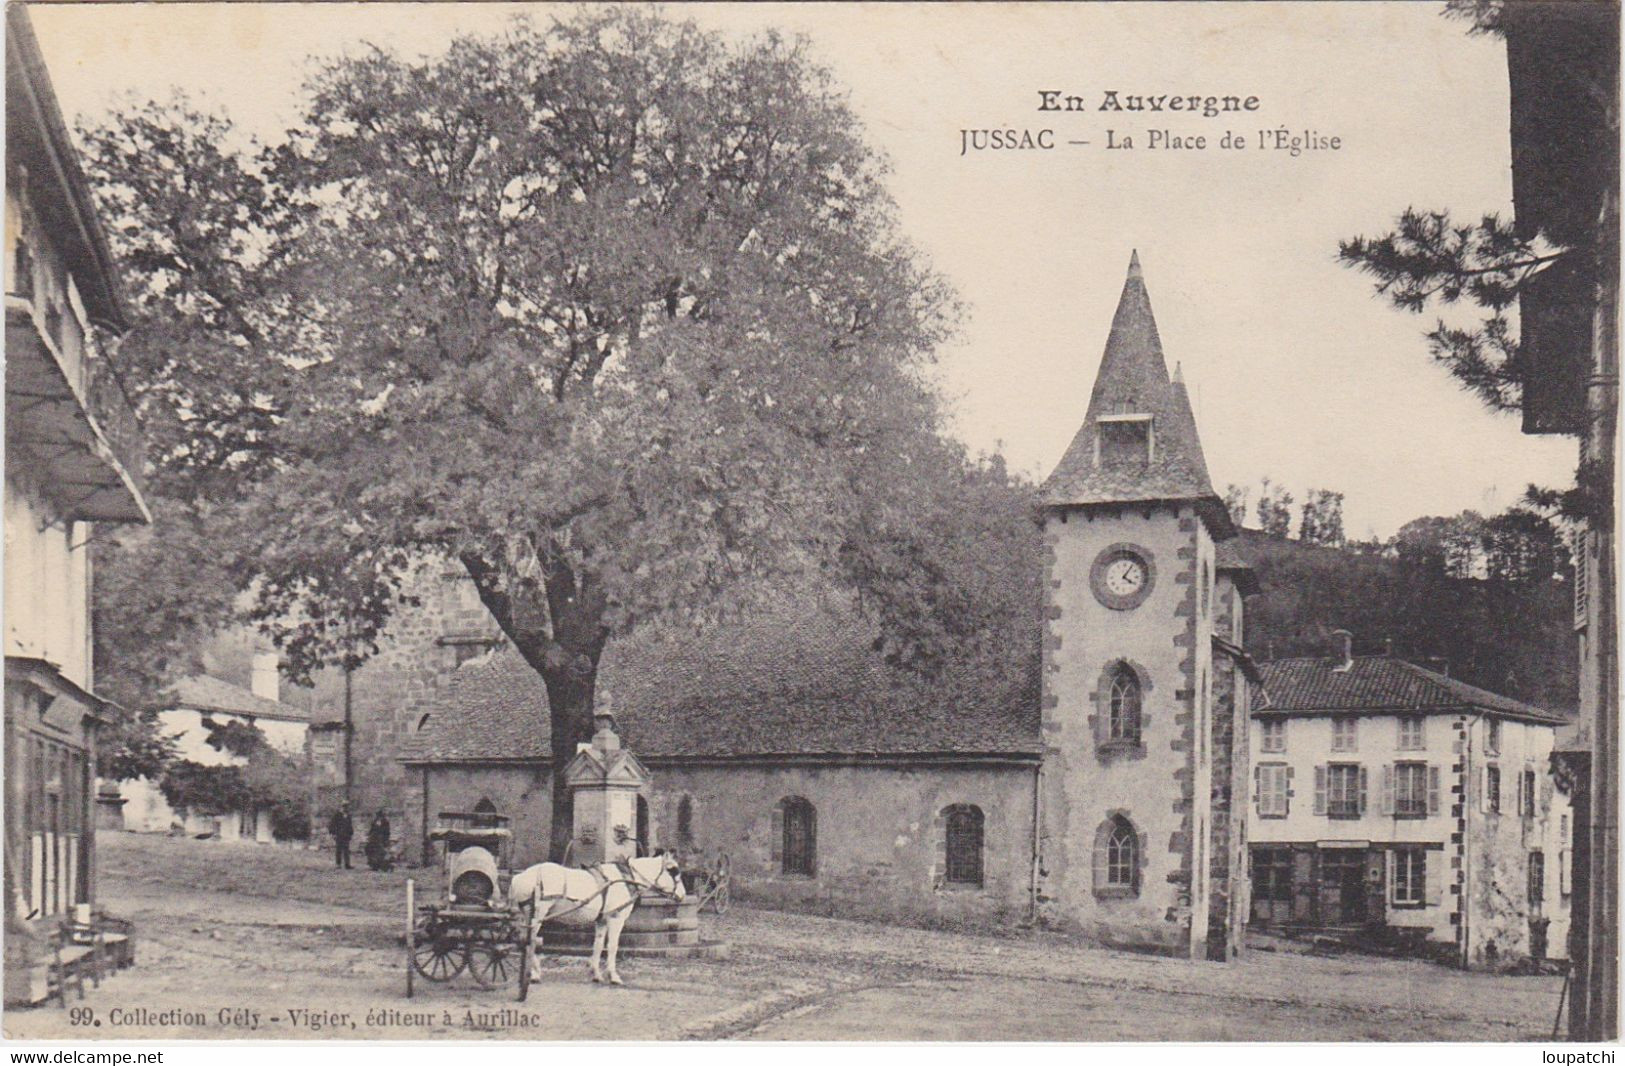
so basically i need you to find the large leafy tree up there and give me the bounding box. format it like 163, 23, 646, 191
82, 10, 989, 856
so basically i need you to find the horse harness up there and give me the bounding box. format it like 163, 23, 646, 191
526, 859, 678, 924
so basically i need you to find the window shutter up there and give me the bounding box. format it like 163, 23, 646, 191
1253, 765, 1261, 815
1425, 851, 1442, 906
1479, 768, 1490, 813
1560, 849, 1571, 896
1381, 765, 1394, 815
1428, 766, 1441, 815
807, 809, 817, 877
1575, 528, 1590, 629
770, 805, 784, 868
1092, 830, 1108, 892
1283, 767, 1292, 815
1358, 766, 1369, 815
1314, 766, 1327, 815
1385, 849, 1395, 903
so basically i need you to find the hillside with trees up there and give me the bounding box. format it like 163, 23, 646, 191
1226, 478, 1578, 716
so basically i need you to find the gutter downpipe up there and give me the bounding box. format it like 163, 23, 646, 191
1029, 761, 1043, 924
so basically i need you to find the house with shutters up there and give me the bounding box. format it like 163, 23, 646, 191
1248, 631, 1572, 969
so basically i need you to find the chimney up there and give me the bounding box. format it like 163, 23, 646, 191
251, 651, 280, 703
1330, 629, 1354, 673
1420, 656, 1450, 678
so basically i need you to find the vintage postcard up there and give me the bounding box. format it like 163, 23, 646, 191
3, 0, 1618, 1046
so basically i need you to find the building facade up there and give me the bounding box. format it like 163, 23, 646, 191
3, 4, 151, 1005
1249, 637, 1571, 970
117, 664, 309, 842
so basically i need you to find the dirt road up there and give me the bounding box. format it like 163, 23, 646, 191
4, 833, 1567, 1041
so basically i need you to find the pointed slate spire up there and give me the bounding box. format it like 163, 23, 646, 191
1041, 252, 1232, 537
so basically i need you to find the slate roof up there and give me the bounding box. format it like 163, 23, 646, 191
1256, 655, 1569, 726
1041, 252, 1232, 537
170, 674, 309, 723
403, 600, 1042, 765
397, 651, 550, 763
1214, 539, 1259, 595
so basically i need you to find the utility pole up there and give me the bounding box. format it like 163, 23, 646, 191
343, 658, 354, 809
342, 616, 355, 809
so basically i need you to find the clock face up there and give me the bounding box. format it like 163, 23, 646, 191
1104, 557, 1146, 596
1091, 544, 1155, 610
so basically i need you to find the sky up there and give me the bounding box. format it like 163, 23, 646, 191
30, 1, 1577, 540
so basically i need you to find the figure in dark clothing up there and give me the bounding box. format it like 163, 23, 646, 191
329, 806, 353, 869
365, 810, 393, 872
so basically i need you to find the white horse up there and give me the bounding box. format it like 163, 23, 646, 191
511, 853, 684, 986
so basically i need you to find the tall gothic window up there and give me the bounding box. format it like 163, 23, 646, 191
943, 805, 984, 887
1108, 666, 1142, 743
1093, 814, 1141, 897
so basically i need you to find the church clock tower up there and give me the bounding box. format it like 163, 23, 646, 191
1037, 251, 1238, 958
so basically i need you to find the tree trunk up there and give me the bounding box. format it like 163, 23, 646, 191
538, 664, 594, 862
460, 551, 608, 861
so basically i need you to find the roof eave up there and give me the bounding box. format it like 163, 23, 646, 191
5, 7, 130, 331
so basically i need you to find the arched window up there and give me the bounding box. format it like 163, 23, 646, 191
777, 797, 816, 876
943, 805, 984, 887
676, 795, 694, 850
1107, 666, 1141, 743
1093, 814, 1141, 898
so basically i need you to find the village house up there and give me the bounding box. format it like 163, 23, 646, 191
3, 4, 150, 1005
116, 655, 309, 842
402, 253, 1259, 960
1249, 633, 1572, 969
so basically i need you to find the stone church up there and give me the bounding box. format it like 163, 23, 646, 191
399, 252, 1260, 960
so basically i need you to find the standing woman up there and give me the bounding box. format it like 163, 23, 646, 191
366, 809, 392, 871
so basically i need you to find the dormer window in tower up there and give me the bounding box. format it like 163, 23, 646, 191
1095, 413, 1154, 467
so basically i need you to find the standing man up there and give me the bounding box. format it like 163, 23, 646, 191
328, 804, 353, 869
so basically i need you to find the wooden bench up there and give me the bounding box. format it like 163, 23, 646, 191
44, 914, 135, 1006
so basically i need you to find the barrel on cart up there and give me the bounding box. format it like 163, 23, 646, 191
405, 811, 532, 1002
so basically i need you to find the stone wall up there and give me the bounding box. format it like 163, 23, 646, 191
1038, 503, 1213, 956
648, 761, 1037, 927
306, 562, 501, 860
414, 763, 554, 870
1205, 576, 1248, 960
1462, 715, 1571, 969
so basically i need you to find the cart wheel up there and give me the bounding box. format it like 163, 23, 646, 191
517, 886, 539, 1003
466, 941, 516, 988
412, 927, 466, 982
405, 879, 415, 999
517, 932, 533, 1003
